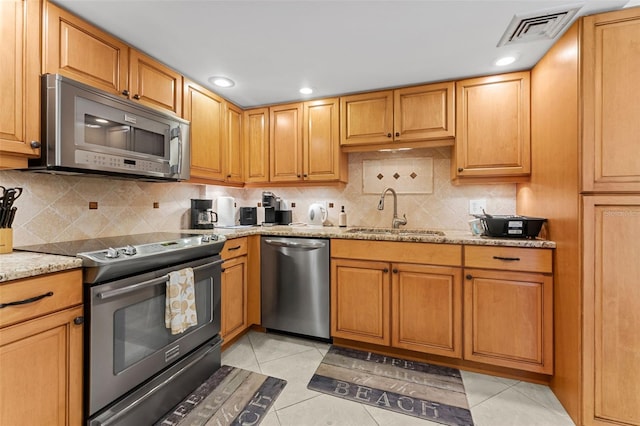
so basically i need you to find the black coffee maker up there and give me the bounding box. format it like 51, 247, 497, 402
190, 199, 217, 229
261, 191, 292, 225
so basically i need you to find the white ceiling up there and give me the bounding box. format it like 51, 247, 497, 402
53, 0, 637, 108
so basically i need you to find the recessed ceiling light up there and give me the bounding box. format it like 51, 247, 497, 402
209, 76, 235, 88
495, 56, 517, 66
299, 87, 313, 95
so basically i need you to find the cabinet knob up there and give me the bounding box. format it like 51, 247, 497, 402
392, 268, 398, 274
73, 316, 84, 325
133, 94, 141, 100
297, 174, 301, 178
395, 132, 400, 137
465, 274, 473, 280
458, 168, 464, 173
227, 174, 231, 178
30, 141, 41, 149
221, 268, 226, 273
303, 174, 308, 178
387, 133, 392, 138
122, 89, 129, 96
383, 268, 389, 273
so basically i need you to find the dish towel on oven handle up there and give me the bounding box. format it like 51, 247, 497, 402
165, 267, 198, 334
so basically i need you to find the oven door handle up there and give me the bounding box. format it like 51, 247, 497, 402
96, 259, 223, 301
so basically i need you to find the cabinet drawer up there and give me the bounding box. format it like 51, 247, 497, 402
332, 239, 461, 266
0, 269, 83, 328
464, 246, 552, 273
221, 237, 248, 260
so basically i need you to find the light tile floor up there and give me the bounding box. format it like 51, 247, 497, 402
222, 330, 576, 426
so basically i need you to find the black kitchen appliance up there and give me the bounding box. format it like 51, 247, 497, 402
191, 199, 217, 229
262, 191, 277, 225
239, 207, 257, 225
16, 232, 226, 425
474, 214, 547, 238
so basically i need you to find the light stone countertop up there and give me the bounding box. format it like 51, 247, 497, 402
0, 226, 555, 283
0, 251, 83, 283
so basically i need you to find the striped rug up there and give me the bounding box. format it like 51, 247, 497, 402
156, 365, 286, 426
307, 346, 474, 426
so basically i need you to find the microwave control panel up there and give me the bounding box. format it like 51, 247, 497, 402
75, 150, 169, 174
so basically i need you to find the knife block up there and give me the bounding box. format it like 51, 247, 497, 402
0, 228, 12, 254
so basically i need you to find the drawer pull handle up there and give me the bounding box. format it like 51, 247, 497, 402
228, 245, 242, 251
0, 291, 54, 309
493, 256, 521, 262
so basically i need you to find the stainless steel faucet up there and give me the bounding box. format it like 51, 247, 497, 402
377, 187, 407, 229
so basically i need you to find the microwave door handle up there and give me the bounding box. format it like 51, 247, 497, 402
170, 126, 182, 176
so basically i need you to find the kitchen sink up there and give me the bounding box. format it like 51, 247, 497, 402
345, 227, 445, 236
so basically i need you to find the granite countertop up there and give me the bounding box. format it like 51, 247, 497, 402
190, 225, 556, 249
0, 226, 555, 283
0, 251, 83, 283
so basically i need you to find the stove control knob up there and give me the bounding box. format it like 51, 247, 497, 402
105, 247, 120, 258
201, 234, 211, 243
123, 245, 137, 256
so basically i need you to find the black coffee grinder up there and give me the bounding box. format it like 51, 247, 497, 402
190, 199, 217, 229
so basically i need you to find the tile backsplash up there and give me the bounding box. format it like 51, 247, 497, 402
0, 147, 515, 246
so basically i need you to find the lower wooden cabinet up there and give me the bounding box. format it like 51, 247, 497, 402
0, 270, 83, 425
220, 238, 249, 343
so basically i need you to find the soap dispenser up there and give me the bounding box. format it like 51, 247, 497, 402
339, 206, 347, 228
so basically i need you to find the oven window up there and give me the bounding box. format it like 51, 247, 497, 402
84, 114, 131, 150
132, 128, 165, 157
112, 277, 213, 374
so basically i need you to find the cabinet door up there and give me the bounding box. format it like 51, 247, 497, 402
0, 0, 41, 168
394, 82, 455, 142
582, 9, 640, 192
0, 306, 83, 425
129, 50, 182, 116
44, 1, 129, 95
225, 103, 243, 183
391, 263, 462, 358
221, 255, 248, 343
583, 196, 640, 425
243, 108, 269, 183
454, 71, 531, 180
303, 98, 345, 182
269, 103, 303, 182
463, 268, 553, 374
331, 258, 390, 345
183, 80, 225, 182
340, 91, 393, 146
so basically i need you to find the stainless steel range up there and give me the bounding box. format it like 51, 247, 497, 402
17, 232, 226, 425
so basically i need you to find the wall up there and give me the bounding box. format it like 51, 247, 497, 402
0, 147, 515, 246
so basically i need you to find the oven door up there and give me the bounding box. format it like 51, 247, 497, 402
87, 255, 221, 416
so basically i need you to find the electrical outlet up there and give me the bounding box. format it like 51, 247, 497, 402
469, 199, 487, 215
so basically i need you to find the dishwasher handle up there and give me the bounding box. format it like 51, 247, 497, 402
264, 239, 326, 250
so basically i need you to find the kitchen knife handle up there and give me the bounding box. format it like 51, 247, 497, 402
0, 291, 54, 309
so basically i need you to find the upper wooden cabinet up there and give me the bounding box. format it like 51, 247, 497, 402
0, 0, 41, 168
183, 79, 225, 182
226, 103, 244, 184
44, 1, 182, 116
244, 108, 270, 183
340, 82, 455, 151
452, 71, 531, 183
129, 49, 182, 116
269, 99, 346, 183
582, 9, 640, 193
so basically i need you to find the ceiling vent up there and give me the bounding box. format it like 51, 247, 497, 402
497, 5, 582, 46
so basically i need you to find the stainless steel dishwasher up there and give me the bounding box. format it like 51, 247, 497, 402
261, 236, 330, 340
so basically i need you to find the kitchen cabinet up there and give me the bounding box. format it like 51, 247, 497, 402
269, 99, 346, 183
0, 0, 41, 168
452, 71, 531, 183
463, 246, 553, 374
517, 8, 640, 424
220, 238, 248, 345
243, 108, 270, 183
340, 82, 455, 151
183, 79, 225, 182
0, 269, 83, 425
582, 196, 640, 426
225, 103, 244, 184
44, 1, 182, 116
331, 240, 462, 356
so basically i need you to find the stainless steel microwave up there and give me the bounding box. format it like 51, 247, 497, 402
29, 74, 190, 181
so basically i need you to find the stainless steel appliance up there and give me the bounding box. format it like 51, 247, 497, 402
261, 236, 330, 340
191, 199, 217, 229
28, 74, 190, 181
17, 232, 225, 425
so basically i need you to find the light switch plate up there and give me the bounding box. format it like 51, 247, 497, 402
469, 199, 487, 215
